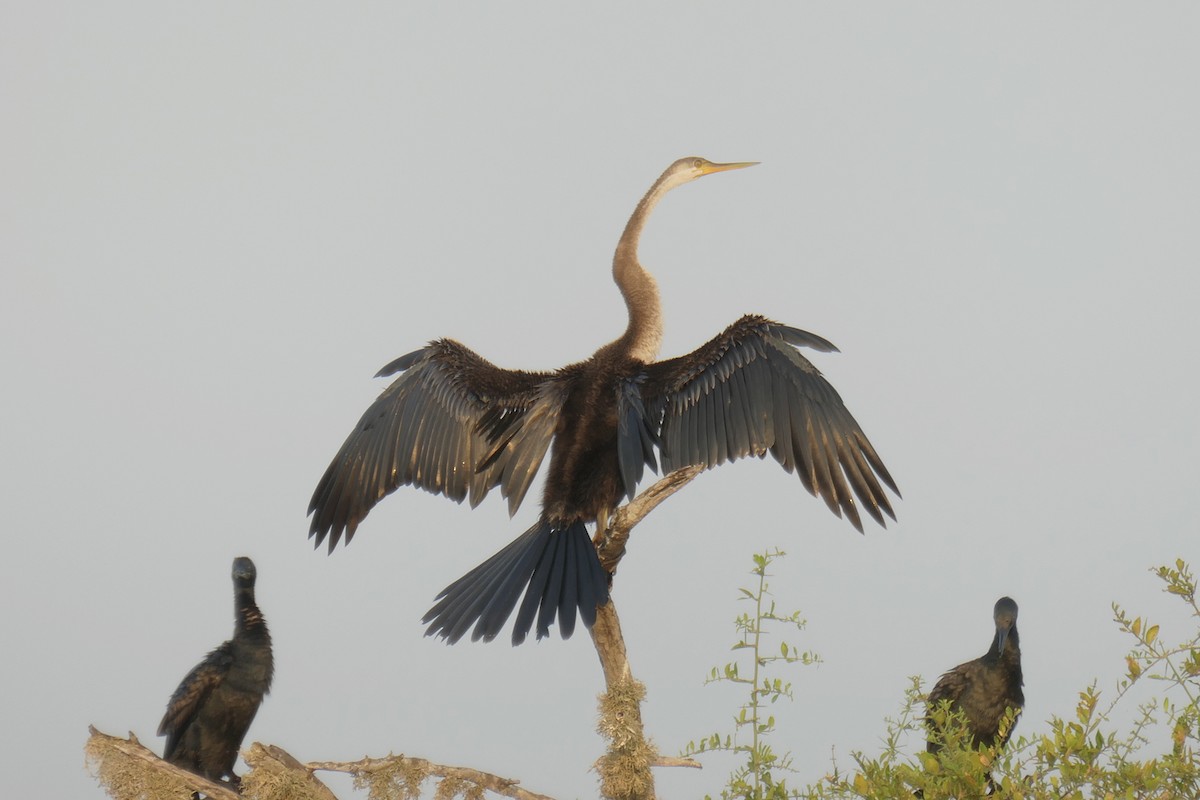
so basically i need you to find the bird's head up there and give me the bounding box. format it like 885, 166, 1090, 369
232, 557, 258, 587
993, 596, 1019, 654
658, 157, 759, 194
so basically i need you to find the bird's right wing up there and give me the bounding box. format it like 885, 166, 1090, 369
308, 339, 563, 551
926, 667, 971, 710
640, 315, 899, 532
157, 642, 234, 759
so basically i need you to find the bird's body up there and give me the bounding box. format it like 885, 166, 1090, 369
926, 597, 1024, 754
541, 346, 641, 526
309, 157, 900, 645
159, 557, 273, 790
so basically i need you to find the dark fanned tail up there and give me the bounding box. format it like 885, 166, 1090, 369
422, 519, 610, 645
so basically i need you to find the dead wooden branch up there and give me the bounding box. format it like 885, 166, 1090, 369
87, 725, 557, 800
304, 753, 556, 800
597, 465, 704, 575
243, 743, 340, 800
85, 725, 241, 800
588, 466, 707, 800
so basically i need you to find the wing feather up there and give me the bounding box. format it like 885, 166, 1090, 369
713, 375, 730, 463
701, 382, 719, 465
157, 642, 234, 759
308, 340, 564, 550
768, 371, 794, 472
642, 315, 899, 531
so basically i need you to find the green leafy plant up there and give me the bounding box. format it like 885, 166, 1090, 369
684, 549, 820, 800
803, 558, 1200, 799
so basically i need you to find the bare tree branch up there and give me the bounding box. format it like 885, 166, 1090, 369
590, 594, 633, 688
86, 725, 241, 800
587, 467, 708, 800
87, 727, 558, 800
305, 753, 556, 800
243, 743, 340, 800
597, 466, 704, 575
590, 465, 706, 692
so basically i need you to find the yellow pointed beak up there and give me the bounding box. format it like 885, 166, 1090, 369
700, 160, 760, 175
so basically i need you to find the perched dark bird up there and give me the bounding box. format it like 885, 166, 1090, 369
926, 597, 1024, 756
158, 557, 273, 792
308, 157, 900, 646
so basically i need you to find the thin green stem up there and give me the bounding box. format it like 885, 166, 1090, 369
750, 562, 765, 797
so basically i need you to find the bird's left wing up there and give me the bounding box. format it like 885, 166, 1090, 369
308, 339, 563, 551
157, 642, 234, 759
641, 315, 899, 531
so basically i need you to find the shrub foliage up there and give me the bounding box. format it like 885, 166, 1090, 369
689, 556, 1200, 800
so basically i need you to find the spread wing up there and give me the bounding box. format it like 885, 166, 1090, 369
158, 642, 233, 759
308, 339, 564, 551
640, 315, 899, 531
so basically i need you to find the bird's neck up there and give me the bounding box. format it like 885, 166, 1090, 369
235, 590, 270, 641
611, 255, 663, 363
611, 179, 669, 363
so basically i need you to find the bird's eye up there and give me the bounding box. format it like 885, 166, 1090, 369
692, 158, 704, 169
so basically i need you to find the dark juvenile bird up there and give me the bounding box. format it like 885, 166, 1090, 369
308, 157, 900, 645
926, 597, 1024, 755
159, 557, 273, 791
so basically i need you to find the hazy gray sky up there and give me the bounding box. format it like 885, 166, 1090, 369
4, 5, 1198, 798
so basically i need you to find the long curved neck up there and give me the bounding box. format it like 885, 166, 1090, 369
612, 175, 675, 363
235, 585, 270, 642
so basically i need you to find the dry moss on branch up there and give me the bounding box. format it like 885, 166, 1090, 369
240, 743, 338, 800
85, 734, 193, 800
85, 726, 238, 800
596, 678, 658, 800
352, 757, 428, 800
